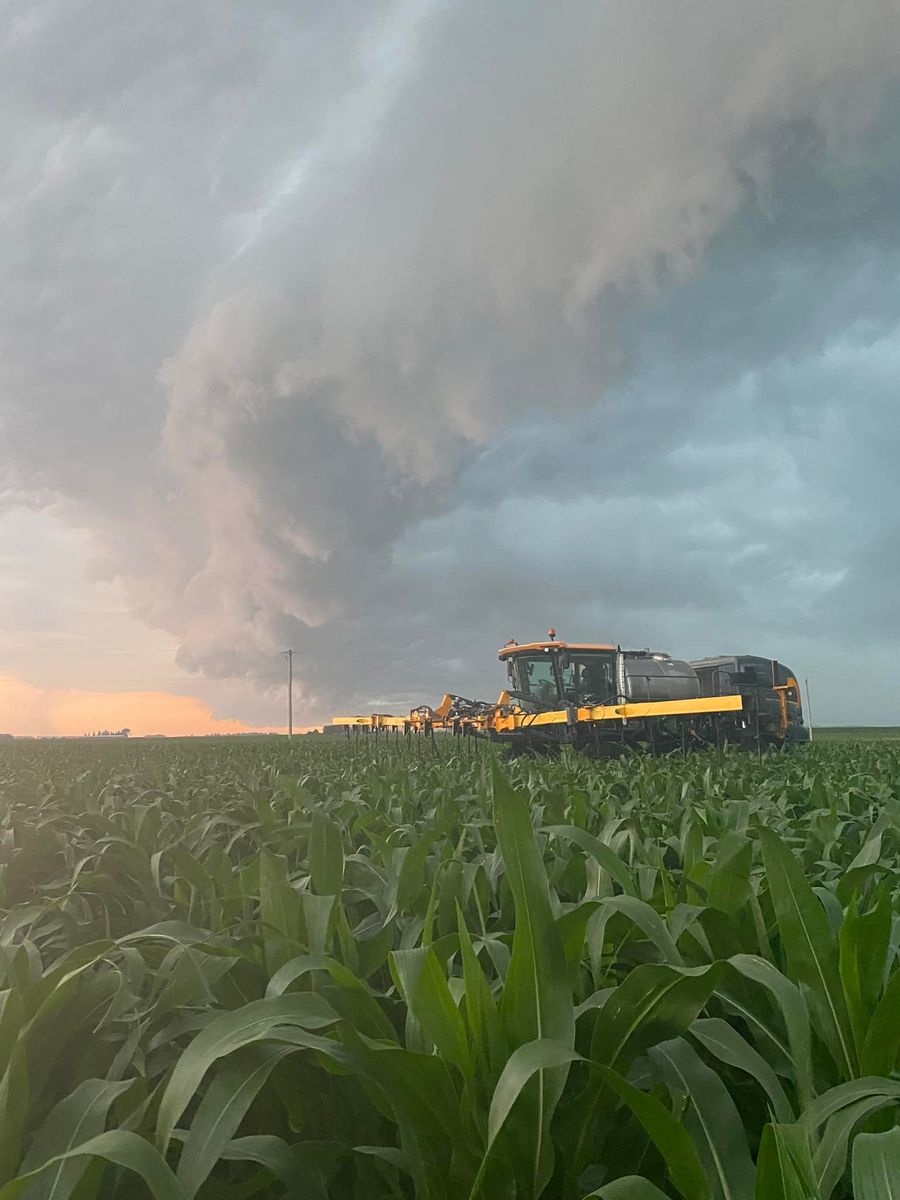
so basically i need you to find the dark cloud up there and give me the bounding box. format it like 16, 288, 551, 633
2, 1, 900, 724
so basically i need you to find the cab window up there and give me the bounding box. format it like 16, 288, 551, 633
562, 653, 615, 703
513, 656, 559, 704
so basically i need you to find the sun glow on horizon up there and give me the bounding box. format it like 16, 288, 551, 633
0, 674, 294, 738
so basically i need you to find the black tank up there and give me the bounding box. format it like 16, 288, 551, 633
620, 651, 701, 703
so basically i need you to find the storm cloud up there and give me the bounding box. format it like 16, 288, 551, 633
3, 1, 900, 723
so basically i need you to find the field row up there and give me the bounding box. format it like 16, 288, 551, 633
0, 738, 899, 1198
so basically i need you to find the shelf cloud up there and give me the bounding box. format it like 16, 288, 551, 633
3, 1, 900, 722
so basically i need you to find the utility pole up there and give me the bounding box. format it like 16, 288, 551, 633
284, 650, 295, 739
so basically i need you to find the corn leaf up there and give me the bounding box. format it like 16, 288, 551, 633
258, 850, 304, 974
759, 830, 855, 1080
457, 905, 506, 1080
690, 1017, 794, 1124
755, 1123, 819, 1200
390, 946, 472, 1074
175, 1044, 294, 1197
851, 1127, 900, 1199
860, 965, 900, 1076
492, 763, 574, 1198
585, 1178, 673, 1198
15, 1078, 132, 1200
156, 993, 340, 1150
0, 1132, 185, 1200
649, 1036, 755, 1200
543, 826, 637, 897
309, 812, 344, 897
594, 1063, 711, 1200
724, 954, 814, 1111
707, 833, 752, 916
813, 1094, 900, 1200
838, 893, 891, 1060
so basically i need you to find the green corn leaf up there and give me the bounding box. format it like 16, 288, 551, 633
301, 892, 335, 957
593, 1063, 711, 1200
690, 1017, 794, 1124
353, 1144, 409, 1172
0, 1040, 30, 1185
0, 1132, 185, 1200
146, 946, 234, 1021
468, 1040, 580, 1200
562, 963, 720, 1186
220, 1136, 346, 1193
391, 833, 437, 917
706, 832, 752, 916
175, 1044, 293, 1197
802, 1076, 900, 1132
390, 946, 472, 1074
337, 1032, 467, 1200
0, 989, 24, 1077
166, 849, 219, 926
590, 963, 721, 1072
835, 864, 889, 909
813, 888, 843, 936
584, 1178, 673, 1198
846, 813, 890, 871
758, 830, 855, 1080
265, 952, 365, 996
543, 826, 637, 896
838, 892, 891, 1060
860, 965, 900, 1076
852, 1127, 900, 1199
755, 1123, 819, 1200
723, 955, 814, 1111
309, 811, 344, 896
258, 850, 304, 974
156, 993, 340, 1151
457, 906, 506, 1080
649, 1037, 755, 1200
557, 902, 604, 977
813, 1094, 900, 1200
265, 952, 395, 1040
25, 942, 115, 1016
486, 1039, 581, 1149
492, 763, 574, 1198
586, 895, 684, 971
494, 765, 573, 1046
15, 1078, 132, 1200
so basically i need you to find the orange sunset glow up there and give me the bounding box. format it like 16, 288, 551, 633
0, 674, 289, 738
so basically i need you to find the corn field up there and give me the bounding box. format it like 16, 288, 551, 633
1, 735, 900, 1198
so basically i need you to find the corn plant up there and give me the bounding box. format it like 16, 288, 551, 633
0, 735, 899, 1196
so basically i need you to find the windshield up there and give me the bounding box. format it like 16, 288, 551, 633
508, 655, 560, 705
508, 652, 619, 705
508, 649, 618, 706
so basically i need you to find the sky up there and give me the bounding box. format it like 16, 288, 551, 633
2, 1, 900, 734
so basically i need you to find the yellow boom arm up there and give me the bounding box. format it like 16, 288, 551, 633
332, 693, 742, 733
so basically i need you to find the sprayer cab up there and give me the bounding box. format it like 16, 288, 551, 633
499, 639, 703, 711
499, 640, 618, 708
